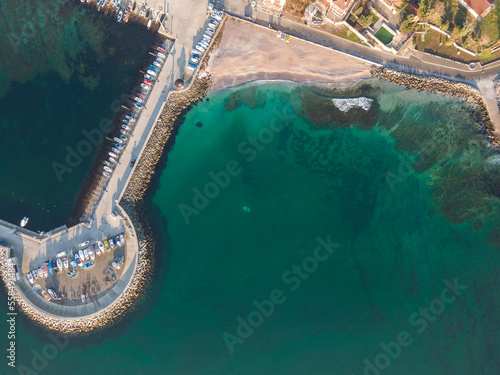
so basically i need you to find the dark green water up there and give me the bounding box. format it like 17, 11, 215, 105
2, 81, 499, 375
0, 0, 154, 230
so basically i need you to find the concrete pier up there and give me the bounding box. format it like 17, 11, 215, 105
0, 0, 217, 331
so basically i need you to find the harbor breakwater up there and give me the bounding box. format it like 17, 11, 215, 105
371, 67, 499, 146
0, 76, 211, 334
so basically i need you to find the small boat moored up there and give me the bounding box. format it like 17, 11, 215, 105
27, 272, 34, 284
20, 217, 29, 227
111, 262, 120, 270
42, 291, 51, 301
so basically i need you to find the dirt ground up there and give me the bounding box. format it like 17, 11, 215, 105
206, 17, 372, 90
31, 240, 127, 305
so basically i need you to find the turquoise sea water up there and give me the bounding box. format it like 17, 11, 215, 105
0, 0, 154, 230
1, 81, 499, 375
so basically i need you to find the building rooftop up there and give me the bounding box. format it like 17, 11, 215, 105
463, 0, 494, 17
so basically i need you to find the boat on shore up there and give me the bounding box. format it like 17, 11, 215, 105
117, 10, 123, 22
116, 257, 123, 265
70, 258, 77, 269
81, 295, 85, 303
42, 291, 51, 301
47, 289, 58, 299
83, 248, 89, 260
109, 152, 117, 158
20, 217, 29, 227
78, 249, 85, 261
89, 250, 95, 261
120, 233, 125, 244
27, 272, 34, 284
48, 261, 54, 275
98, 241, 105, 253
75, 253, 82, 267
111, 261, 120, 270
103, 172, 111, 178
57, 258, 63, 271
82, 261, 94, 269
33, 270, 38, 280
42, 265, 48, 277
37, 268, 43, 278
63, 257, 69, 269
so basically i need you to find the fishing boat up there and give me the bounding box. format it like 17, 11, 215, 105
48, 261, 54, 275
120, 135, 127, 141
78, 250, 85, 261
115, 0, 121, 11
125, 115, 134, 121
114, 137, 123, 144
98, 241, 105, 253
157, 46, 166, 53
79, 241, 89, 247
153, 61, 162, 68
109, 152, 117, 158
63, 257, 69, 269
104, 166, 113, 173
75, 253, 82, 266
149, 64, 158, 71
116, 257, 124, 265
140, 83, 149, 89
146, 69, 157, 76
122, 125, 130, 131
27, 272, 34, 284
103, 172, 111, 178
104, 160, 111, 167
123, 119, 129, 125
37, 268, 43, 278
147, 19, 152, 29
47, 289, 58, 299
81, 295, 85, 303
134, 102, 143, 109
33, 270, 38, 280
109, 157, 117, 163
117, 10, 123, 22
134, 96, 143, 103
83, 248, 89, 260
120, 233, 125, 243
157, 52, 166, 59
89, 250, 95, 261
57, 258, 63, 272
144, 79, 153, 85
42, 291, 51, 301
111, 262, 120, 270
144, 74, 154, 81
20, 217, 29, 227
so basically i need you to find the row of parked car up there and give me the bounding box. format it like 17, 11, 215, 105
188, 9, 224, 72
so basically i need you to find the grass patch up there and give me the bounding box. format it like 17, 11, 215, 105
330, 25, 363, 43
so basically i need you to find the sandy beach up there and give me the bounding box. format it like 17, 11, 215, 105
206, 17, 372, 90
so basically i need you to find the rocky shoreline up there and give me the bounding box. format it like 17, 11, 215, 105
0, 76, 212, 334
371, 67, 499, 146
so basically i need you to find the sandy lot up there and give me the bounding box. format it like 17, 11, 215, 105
206, 17, 372, 90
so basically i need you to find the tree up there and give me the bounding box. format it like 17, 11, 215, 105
358, 14, 374, 29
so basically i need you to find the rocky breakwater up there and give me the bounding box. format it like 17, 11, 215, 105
371, 67, 499, 146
